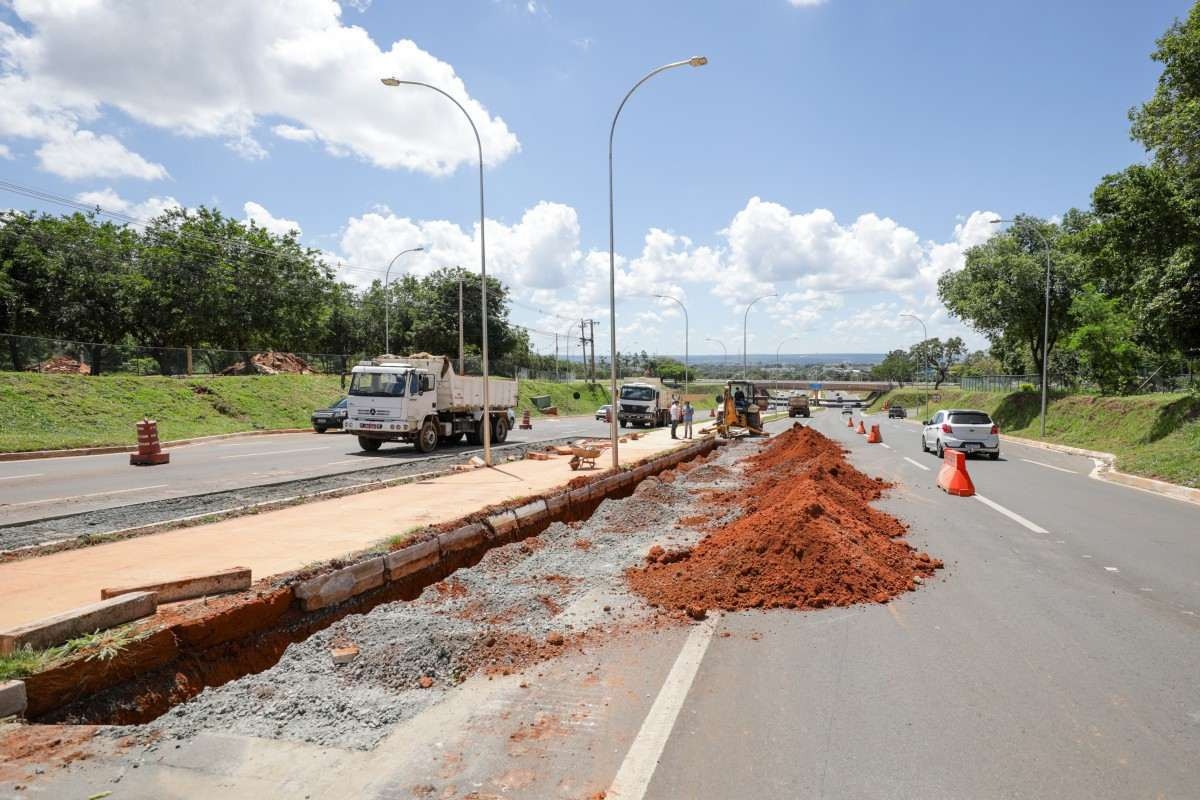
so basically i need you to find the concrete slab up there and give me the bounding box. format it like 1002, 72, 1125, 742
294, 557, 385, 611
0, 591, 157, 654
0, 680, 25, 718
100, 566, 251, 603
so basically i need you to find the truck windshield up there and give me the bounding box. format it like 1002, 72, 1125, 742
349, 371, 406, 397
620, 386, 656, 402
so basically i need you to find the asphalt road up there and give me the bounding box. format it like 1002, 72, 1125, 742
0, 415, 612, 525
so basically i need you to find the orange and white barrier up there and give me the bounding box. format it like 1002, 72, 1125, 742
937, 449, 975, 497
130, 418, 170, 466
855, 419, 867, 435
519, 409, 533, 430
866, 424, 882, 444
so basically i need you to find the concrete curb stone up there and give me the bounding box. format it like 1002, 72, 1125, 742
0, 679, 27, 718
294, 557, 385, 611
0, 591, 158, 655
384, 539, 441, 581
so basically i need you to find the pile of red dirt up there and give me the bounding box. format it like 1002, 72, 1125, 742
628, 424, 942, 612
28, 355, 90, 374
220, 351, 313, 375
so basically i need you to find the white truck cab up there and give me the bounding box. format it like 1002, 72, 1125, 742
345, 355, 518, 453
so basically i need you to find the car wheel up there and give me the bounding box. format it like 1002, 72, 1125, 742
935, 440, 944, 458
313, 425, 327, 434
619, 420, 627, 428
989, 452, 1000, 461
358, 436, 382, 452
920, 435, 928, 453
492, 414, 509, 443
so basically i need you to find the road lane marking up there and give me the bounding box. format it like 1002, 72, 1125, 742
1105, 567, 1120, 573
879, 443, 892, 449
218, 446, 331, 460
607, 612, 720, 800
902, 457, 930, 471
0, 473, 44, 481
1020, 457, 1077, 474
325, 459, 367, 466
974, 494, 1049, 534
6, 483, 170, 507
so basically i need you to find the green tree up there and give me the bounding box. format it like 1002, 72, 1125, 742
907, 337, 966, 389
1129, 2, 1200, 179
1065, 285, 1146, 394
870, 349, 914, 383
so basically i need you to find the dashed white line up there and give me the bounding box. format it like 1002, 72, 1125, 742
902, 457, 930, 471
1020, 457, 1077, 474
974, 494, 1049, 534
607, 613, 721, 800
1105, 566, 1120, 573
218, 446, 332, 460
326, 459, 367, 466
6, 483, 170, 507
879, 443, 892, 450
0, 473, 44, 481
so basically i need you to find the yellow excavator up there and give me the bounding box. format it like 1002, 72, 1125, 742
714, 379, 771, 437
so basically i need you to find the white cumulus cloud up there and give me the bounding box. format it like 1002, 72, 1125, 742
244, 202, 302, 236
75, 188, 181, 221
0, 0, 519, 177
36, 129, 168, 181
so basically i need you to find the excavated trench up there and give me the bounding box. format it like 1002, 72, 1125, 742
18, 424, 942, 753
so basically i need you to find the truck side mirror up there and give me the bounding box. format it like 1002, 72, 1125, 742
715, 394, 723, 405
573, 392, 580, 400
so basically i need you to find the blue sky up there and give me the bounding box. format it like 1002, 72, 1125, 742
0, 0, 1189, 358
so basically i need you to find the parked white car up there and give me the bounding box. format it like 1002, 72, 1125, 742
921, 408, 1000, 460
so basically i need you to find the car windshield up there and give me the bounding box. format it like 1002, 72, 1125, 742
949, 411, 991, 425
331, 397, 347, 409
620, 386, 656, 401
349, 371, 406, 397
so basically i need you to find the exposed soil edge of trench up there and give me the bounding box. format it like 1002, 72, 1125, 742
20, 437, 724, 726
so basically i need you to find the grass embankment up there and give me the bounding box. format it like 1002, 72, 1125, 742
869, 386, 1200, 488
0, 372, 345, 452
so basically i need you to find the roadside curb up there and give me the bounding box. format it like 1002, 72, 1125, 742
1000, 434, 1200, 506
0, 428, 314, 462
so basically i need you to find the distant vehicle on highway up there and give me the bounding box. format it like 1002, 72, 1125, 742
787, 395, 810, 418
595, 404, 611, 421
841, 405, 853, 415
888, 405, 907, 419
922, 408, 1000, 460
311, 397, 348, 433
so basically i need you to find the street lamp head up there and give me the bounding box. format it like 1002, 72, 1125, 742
989, 218, 1009, 224
688, 56, 708, 67
380, 77, 401, 86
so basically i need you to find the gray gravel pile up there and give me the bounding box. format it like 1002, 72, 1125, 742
147, 440, 752, 751
0, 438, 574, 552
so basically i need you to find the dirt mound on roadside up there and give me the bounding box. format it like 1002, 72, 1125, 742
220, 351, 313, 375
28, 355, 90, 374
628, 424, 942, 611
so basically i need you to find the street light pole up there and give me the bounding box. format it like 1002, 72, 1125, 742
991, 217, 1053, 438
900, 313, 928, 421
384, 246, 424, 354
653, 294, 689, 398
607, 56, 708, 469
743, 293, 777, 379
776, 335, 801, 367
706, 337, 728, 374
381, 77, 493, 466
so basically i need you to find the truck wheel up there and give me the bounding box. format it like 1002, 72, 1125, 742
417, 421, 439, 453
313, 425, 328, 433
358, 436, 382, 452
619, 420, 627, 428
492, 414, 509, 443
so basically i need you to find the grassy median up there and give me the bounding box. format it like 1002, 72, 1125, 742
869, 386, 1200, 488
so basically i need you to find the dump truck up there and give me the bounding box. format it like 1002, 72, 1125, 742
787, 394, 811, 418
344, 355, 518, 453
617, 382, 671, 428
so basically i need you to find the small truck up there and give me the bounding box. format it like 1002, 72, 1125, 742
617, 382, 671, 428
345, 355, 518, 453
787, 394, 811, 418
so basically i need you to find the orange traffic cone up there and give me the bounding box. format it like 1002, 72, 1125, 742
130, 418, 170, 466
519, 409, 533, 430
855, 420, 867, 435
846, 416, 854, 428
866, 424, 882, 444
937, 449, 975, 497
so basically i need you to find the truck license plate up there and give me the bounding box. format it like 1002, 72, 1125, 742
360, 422, 382, 430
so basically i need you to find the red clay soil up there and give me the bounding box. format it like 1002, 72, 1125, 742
628, 424, 942, 612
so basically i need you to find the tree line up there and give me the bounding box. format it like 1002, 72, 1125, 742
0, 205, 539, 375
937, 4, 1200, 394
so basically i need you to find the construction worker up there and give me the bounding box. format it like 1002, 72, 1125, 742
683, 400, 694, 439
734, 386, 746, 409
669, 397, 680, 439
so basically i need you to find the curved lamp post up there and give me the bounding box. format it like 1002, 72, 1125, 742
743, 293, 777, 378
900, 313, 928, 422
381, 77, 493, 466
775, 335, 801, 367
653, 294, 689, 397
706, 337, 728, 374
383, 246, 424, 354
607, 56, 708, 468
991, 217, 1053, 437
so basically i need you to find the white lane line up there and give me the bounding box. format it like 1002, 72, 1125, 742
902, 457, 930, 471
1020, 457, 1077, 475
0, 473, 44, 481
218, 446, 331, 460
1105, 566, 1120, 573
326, 459, 367, 466
974, 494, 1049, 534
607, 613, 720, 799
879, 443, 892, 450
6, 483, 170, 507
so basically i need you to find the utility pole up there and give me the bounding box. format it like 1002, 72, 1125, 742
457, 278, 464, 374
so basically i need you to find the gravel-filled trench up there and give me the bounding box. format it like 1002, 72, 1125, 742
145, 444, 747, 751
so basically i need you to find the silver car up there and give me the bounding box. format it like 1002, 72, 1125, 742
922, 408, 1000, 460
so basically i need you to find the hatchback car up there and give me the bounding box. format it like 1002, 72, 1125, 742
595, 404, 612, 421
922, 408, 999, 459
311, 397, 348, 433
888, 405, 907, 419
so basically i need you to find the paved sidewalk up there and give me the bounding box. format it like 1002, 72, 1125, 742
0, 429, 691, 630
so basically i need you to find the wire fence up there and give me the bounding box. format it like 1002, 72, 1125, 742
961, 372, 1197, 394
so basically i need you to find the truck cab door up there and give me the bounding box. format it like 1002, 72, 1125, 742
410, 372, 436, 423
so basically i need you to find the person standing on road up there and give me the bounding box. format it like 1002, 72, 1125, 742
683, 400, 694, 439
669, 397, 680, 439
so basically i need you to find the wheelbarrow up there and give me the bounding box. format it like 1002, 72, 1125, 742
568, 446, 602, 471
